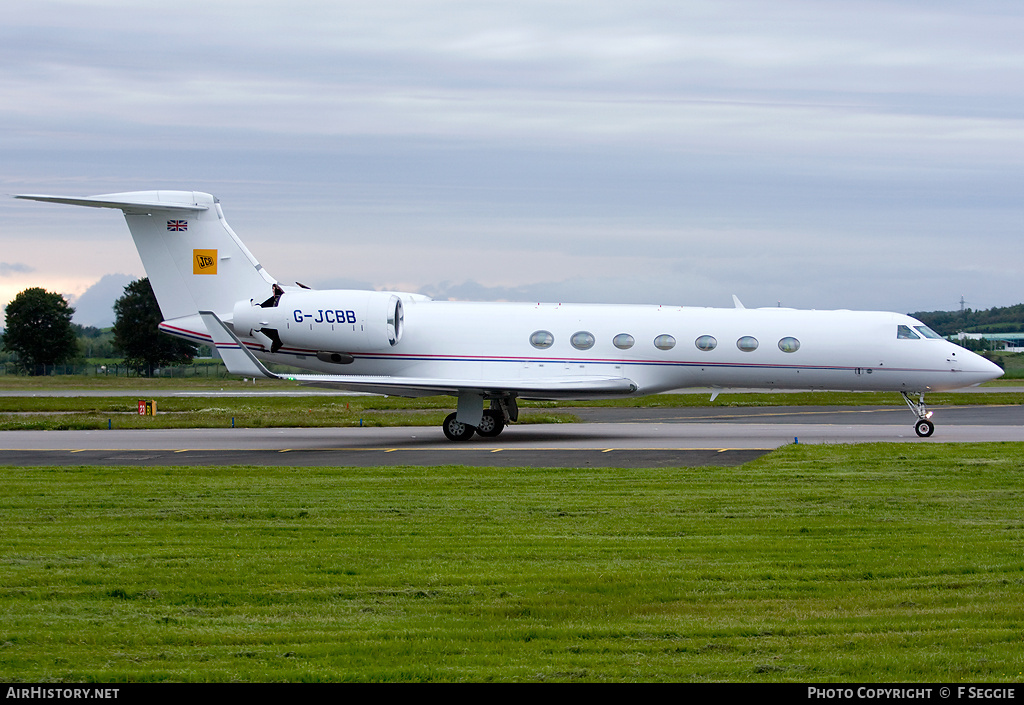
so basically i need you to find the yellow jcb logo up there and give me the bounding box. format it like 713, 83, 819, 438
193, 249, 217, 275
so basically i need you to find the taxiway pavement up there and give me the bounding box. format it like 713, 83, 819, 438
2, 404, 1021, 468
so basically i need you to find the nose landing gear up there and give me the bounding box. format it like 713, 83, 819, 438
901, 391, 935, 437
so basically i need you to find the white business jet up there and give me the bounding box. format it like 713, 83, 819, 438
16, 190, 1003, 440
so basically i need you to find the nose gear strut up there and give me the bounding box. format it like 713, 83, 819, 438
901, 391, 935, 437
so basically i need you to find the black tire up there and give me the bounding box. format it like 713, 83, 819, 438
476, 409, 505, 438
442, 412, 475, 441
915, 419, 935, 437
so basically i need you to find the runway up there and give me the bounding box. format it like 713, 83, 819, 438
2, 404, 1022, 467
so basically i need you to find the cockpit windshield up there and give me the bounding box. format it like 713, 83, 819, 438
898, 324, 943, 340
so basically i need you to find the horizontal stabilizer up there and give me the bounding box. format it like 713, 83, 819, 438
15, 192, 209, 213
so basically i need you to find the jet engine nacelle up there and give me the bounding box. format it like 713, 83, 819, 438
232, 289, 404, 353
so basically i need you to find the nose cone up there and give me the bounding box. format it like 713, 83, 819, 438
962, 350, 1004, 385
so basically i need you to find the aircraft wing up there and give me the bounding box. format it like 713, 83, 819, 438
199, 311, 637, 399
289, 374, 637, 399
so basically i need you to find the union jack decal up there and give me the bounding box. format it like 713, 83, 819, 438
167, 220, 188, 231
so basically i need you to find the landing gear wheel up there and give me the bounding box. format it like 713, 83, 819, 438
476, 409, 506, 438
902, 392, 936, 439
442, 412, 475, 441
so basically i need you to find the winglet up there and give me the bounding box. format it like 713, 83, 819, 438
198, 311, 280, 380
732, 295, 745, 309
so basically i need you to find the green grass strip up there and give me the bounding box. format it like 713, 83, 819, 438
2, 443, 1023, 681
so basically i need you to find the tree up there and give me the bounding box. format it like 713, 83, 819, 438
113, 278, 197, 376
2, 287, 79, 374
74, 324, 116, 359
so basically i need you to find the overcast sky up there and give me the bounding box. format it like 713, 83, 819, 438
3, 0, 1023, 328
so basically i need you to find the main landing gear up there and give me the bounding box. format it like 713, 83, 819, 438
901, 391, 935, 437
442, 395, 518, 441
443, 409, 505, 441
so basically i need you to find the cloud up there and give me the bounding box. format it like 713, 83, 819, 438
0, 262, 34, 276
3, 1, 1024, 315
70, 272, 134, 329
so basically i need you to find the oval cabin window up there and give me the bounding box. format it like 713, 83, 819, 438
654, 334, 676, 351
571, 331, 596, 350
613, 333, 635, 350
695, 335, 717, 351
737, 336, 759, 352
530, 330, 554, 349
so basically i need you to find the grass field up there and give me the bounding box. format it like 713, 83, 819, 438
2, 443, 1023, 682
0, 394, 576, 431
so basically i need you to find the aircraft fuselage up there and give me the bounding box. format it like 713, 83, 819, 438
212, 296, 998, 398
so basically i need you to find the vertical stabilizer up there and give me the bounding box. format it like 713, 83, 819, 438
15, 191, 276, 320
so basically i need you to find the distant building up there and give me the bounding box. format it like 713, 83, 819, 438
957, 332, 1024, 352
